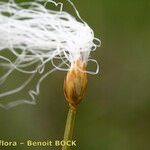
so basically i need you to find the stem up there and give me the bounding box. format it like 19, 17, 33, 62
62, 107, 76, 150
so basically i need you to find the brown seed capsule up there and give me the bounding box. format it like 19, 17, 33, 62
64, 59, 88, 110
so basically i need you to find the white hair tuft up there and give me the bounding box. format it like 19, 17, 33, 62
0, 0, 100, 108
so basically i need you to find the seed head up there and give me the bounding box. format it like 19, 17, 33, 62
0, 0, 100, 109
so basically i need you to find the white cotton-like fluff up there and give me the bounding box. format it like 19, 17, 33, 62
0, 0, 101, 108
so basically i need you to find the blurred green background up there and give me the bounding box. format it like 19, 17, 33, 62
0, 0, 150, 150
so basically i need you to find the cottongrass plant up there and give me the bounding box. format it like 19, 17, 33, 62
0, 0, 100, 149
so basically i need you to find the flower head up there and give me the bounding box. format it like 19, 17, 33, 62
0, 0, 100, 108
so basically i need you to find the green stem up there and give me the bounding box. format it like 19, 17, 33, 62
62, 108, 76, 150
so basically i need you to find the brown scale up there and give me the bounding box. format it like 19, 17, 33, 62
64, 59, 88, 110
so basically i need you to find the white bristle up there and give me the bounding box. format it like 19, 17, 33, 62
0, 0, 100, 108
